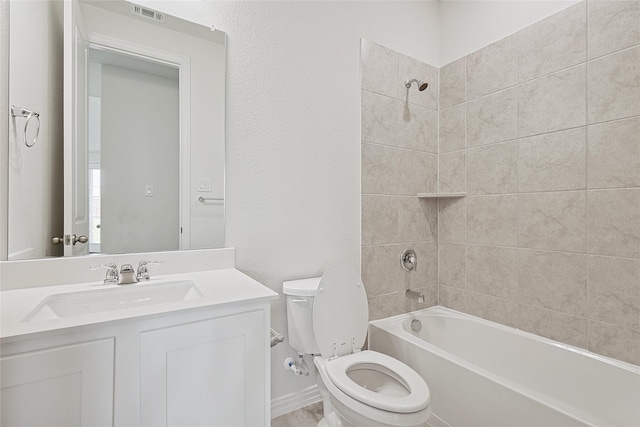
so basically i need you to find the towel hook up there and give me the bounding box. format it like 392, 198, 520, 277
11, 105, 40, 147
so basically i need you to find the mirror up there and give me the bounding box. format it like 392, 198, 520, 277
5, 0, 226, 260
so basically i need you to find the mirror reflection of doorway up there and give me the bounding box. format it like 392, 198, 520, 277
87, 48, 179, 254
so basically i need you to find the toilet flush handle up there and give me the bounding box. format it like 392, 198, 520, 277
291, 299, 309, 306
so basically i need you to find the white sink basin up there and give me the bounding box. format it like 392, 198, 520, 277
23, 280, 202, 322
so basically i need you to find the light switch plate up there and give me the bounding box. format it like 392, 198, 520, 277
197, 178, 212, 192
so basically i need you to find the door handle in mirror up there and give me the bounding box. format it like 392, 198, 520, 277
72, 235, 88, 245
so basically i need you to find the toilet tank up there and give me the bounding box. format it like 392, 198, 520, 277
283, 277, 321, 355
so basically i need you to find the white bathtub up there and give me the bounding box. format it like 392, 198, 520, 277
369, 306, 640, 427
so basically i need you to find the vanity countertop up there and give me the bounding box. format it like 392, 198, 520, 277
1, 268, 278, 340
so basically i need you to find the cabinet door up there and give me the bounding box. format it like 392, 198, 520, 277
0, 338, 115, 427
140, 310, 267, 427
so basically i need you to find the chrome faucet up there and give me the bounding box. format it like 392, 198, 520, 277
90, 263, 119, 285
118, 264, 137, 285
136, 260, 162, 281
406, 289, 425, 304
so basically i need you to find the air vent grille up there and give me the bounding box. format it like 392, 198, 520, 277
131, 4, 165, 23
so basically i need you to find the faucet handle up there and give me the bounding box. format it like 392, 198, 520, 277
136, 260, 162, 281
90, 263, 119, 285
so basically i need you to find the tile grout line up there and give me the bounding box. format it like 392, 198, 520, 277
585, 0, 591, 351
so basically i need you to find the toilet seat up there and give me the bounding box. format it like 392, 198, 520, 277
325, 350, 430, 413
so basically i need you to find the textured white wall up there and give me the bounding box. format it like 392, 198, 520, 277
440, 0, 581, 65
133, 0, 441, 407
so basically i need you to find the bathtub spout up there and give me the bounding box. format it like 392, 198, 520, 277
406, 289, 425, 304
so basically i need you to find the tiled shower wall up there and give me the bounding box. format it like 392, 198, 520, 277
360, 40, 440, 320
438, 0, 640, 365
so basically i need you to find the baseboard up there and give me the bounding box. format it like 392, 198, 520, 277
271, 384, 322, 419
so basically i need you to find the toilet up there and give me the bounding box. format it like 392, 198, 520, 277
283, 263, 431, 427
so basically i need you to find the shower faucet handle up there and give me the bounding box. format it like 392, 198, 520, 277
401, 248, 417, 272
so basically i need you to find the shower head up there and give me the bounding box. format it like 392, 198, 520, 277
404, 79, 429, 91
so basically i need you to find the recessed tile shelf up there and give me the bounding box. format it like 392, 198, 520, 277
417, 193, 466, 198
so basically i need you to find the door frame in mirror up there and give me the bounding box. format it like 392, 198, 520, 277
70, 31, 192, 253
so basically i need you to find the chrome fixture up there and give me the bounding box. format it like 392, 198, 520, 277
270, 328, 284, 348
406, 289, 425, 304
198, 196, 224, 203
404, 79, 429, 91
401, 248, 417, 272
11, 105, 40, 147
411, 319, 422, 332
119, 264, 137, 285
51, 234, 88, 246
90, 263, 119, 285
136, 260, 162, 281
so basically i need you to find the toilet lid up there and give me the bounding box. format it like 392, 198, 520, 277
312, 263, 368, 359
325, 350, 430, 413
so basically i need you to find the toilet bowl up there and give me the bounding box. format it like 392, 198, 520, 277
283, 263, 431, 427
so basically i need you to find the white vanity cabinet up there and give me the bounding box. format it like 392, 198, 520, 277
140, 309, 267, 426
0, 339, 115, 426
1, 299, 273, 427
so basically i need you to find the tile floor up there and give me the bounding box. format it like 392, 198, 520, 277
271, 401, 434, 427
271, 402, 323, 427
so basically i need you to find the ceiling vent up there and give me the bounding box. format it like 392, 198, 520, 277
130, 4, 165, 24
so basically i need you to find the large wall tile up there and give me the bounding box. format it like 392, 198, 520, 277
466, 88, 518, 147
361, 90, 398, 145
439, 286, 466, 312
588, 189, 640, 258
466, 34, 518, 100
588, 320, 640, 366
362, 195, 397, 245
518, 249, 587, 316
466, 244, 518, 300
588, 46, 640, 124
467, 195, 518, 246
439, 104, 466, 153
362, 245, 399, 297
438, 198, 466, 243
588, 117, 640, 189
519, 191, 587, 252
398, 103, 438, 153
439, 242, 465, 289
588, 0, 640, 60
398, 197, 437, 243
518, 127, 586, 192
400, 242, 438, 289
368, 293, 400, 321
466, 292, 519, 328
398, 150, 437, 195
361, 143, 398, 195
399, 54, 438, 110
466, 141, 518, 195
517, 305, 587, 348
588, 256, 640, 331
361, 39, 398, 99
440, 57, 465, 109
439, 151, 466, 193
518, 2, 587, 82
518, 65, 587, 137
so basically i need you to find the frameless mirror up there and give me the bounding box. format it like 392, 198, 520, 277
5, 0, 226, 260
